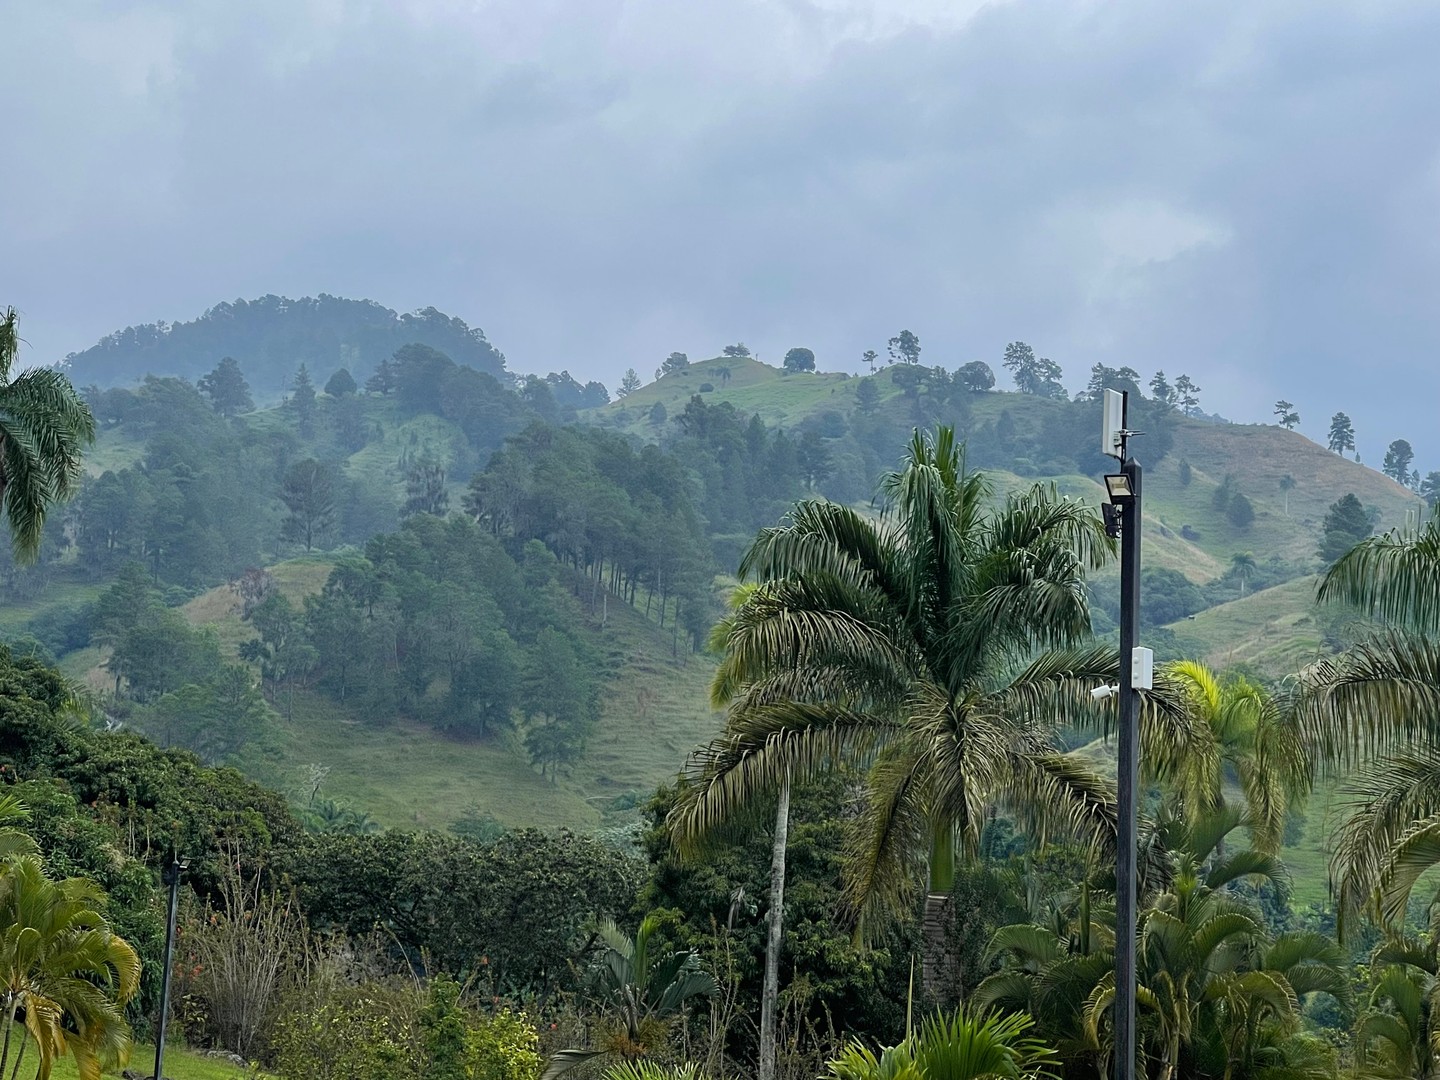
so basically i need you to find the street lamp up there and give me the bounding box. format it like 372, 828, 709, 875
155, 853, 188, 1080
1101, 390, 1144, 1080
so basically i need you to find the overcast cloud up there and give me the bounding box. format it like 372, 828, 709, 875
4, 1, 1439, 466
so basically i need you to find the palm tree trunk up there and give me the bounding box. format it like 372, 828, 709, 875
922, 824, 955, 1000
758, 770, 791, 1080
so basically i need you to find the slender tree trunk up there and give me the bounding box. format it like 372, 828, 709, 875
759, 770, 791, 1080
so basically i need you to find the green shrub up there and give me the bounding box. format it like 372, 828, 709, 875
272, 982, 424, 1080
466, 1006, 542, 1080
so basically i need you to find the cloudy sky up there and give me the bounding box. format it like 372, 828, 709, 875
4, 1, 1439, 465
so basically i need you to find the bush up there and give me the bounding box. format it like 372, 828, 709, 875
272, 981, 425, 1080
698, 383, 715, 393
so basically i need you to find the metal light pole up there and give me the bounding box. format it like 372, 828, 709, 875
154, 854, 185, 1080
1101, 390, 1146, 1080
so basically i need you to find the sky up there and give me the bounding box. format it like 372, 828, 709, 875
4, 0, 1440, 468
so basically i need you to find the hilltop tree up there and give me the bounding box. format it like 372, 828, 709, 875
1149, 370, 1174, 409
1174, 374, 1202, 416
783, 347, 816, 373
198, 356, 254, 416
862, 350, 878, 374
617, 368, 642, 397
290, 363, 317, 437
955, 361, 995, 392
280, 459, 337, 552
1273, 399, 1300, 429
722, 343, 751, 358
886, 330, 921, 366
1383, 439, 1415, 485
1081, 364, 1142, 401
324, 367, 357, 397
1420, 472, 1440, 508
1328, 412, 1356, 455
0, 307, 96, 563
1318, 493, 1372, 564
1002, 342, 1064, 398
661, 352, 690, 375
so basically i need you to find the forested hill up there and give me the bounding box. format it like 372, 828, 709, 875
64, 294, 508, 393
2, 301, 1424, 833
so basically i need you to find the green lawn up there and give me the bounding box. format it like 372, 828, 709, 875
47, 1043, 259, 1079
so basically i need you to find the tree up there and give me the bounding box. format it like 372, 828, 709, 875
956, 361, 995, 392
782, 348, 816, 373
1327, 412, 1355, 455
1421, 472, 1440, 509
855, 380, 880, 415
1081, 364, 1142, 402
403, 460, 449, 518
1229, 552, 1257, 598
291, 362, 317, 437
862, 350, 878, 375
661, 352, 690, 376
617, 369, 642, 397
1272, 399, 1300, 429
1226, 492, 1255, 529
722, 344, 751, 358
716, 365, 731, 385
1002, 342, 1064, 398
1279, 474, 1295, 516
1149, 371, 1175, 409
0, 308, 96, 563
671, 428, 1207, 1004
1383, 439, 1415, 485
198, 356, 254, 416
280, 459, 337, 551
886, 331, 921, 366
365, 357, 396, 395
324, 367, 357, 397
1317, 493, 1372, 564
1174, 374, 1202, 417
0, 851, 141, 1080
647, 401, 667, 426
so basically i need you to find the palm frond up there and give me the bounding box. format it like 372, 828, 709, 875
1319, 519, 1440, 636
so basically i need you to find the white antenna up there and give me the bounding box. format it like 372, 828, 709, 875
1102, 389, 1127, 460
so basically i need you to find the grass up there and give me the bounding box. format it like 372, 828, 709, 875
1162, 576, 1329, 678
47, 1043, 258, 1079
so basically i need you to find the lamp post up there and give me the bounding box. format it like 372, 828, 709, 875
154, 853, 186, 1080
1102, 390, 1148, 1080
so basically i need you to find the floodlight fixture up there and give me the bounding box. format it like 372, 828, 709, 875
1105, 473, 1135, 502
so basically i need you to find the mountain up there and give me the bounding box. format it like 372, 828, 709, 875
63, 294, 507, 393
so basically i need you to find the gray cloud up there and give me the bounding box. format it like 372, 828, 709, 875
4, 0, 1439, 468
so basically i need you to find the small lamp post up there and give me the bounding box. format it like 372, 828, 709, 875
154, 853, 187, 1080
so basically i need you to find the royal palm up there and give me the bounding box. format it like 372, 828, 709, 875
673, 428, 1211, 986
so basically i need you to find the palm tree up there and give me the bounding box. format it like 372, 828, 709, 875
1165, 662, 1305, 853
1354, 927, 1440, 1080
1295, 516, 1440, 930
980, 812, 1347, 1080
824, 1008, 1060, 1080
1230, 552, 1256, 598
0, 308, 96, 563
0, 854, 141, 1080
671, 428, 1212, 1000
1279, 475, 1295, 517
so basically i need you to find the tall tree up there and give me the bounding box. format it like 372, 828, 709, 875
782, 347, 816, 373
1149, 371, 1174, 409
1327, 412, 1356, 455
956, 361, 995, 392
722, 343, 751, 358
887, 331, 921, 366
1317, 493, 1372, 564
1278, 474, 1295, 516
661, 352, 690, 375
0, 308, 96, 563
671, 428, 1207, 1002
1174, 374, 1202, 417
280, 459, 337, 551
1003, 343, 1064, 398
1383, 439, 1416, 485
1421, 472, 1440, 509
198, 356, 254, 415
290, 363, 317, 437
1229, 551, 1257, 598
1272, 399, 1300, 429
403, 460, 449, 518
365, 357, 396, 396
617, 369, 642, 397
862, 350, 879, 375
855, 379, 880, 415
